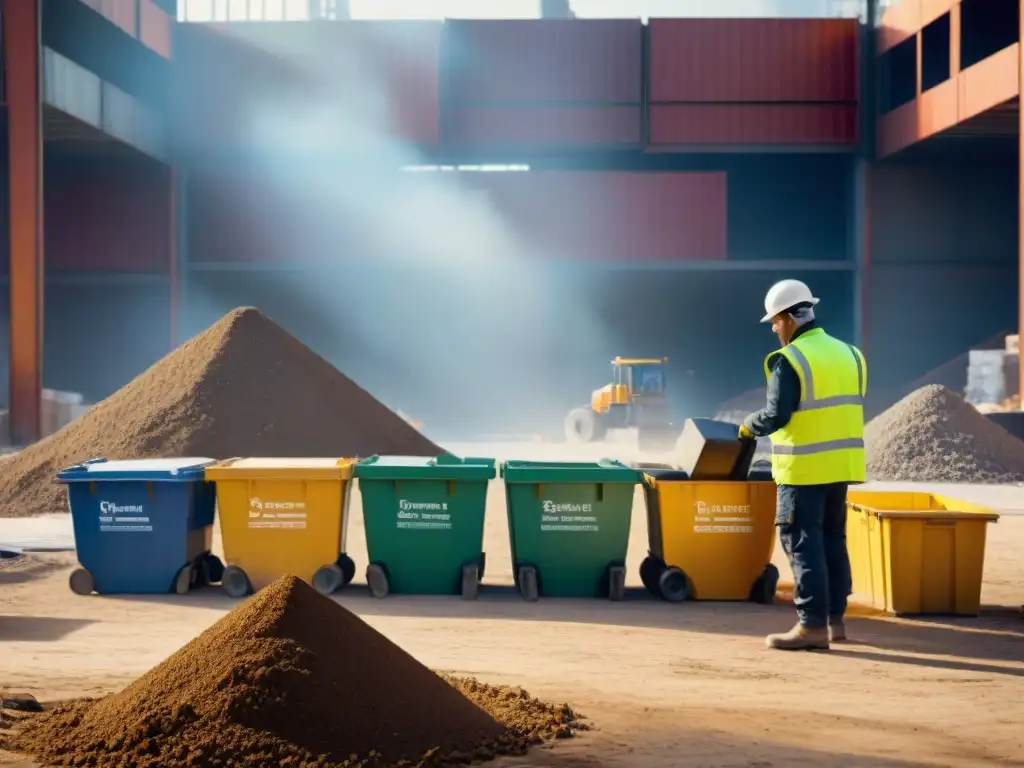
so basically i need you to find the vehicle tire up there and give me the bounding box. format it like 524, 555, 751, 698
173, 565, 193, 595
366, 563, 390, 599
639, 555, 666, 596
335, 553, 357, 586
68, 567, 94, 596
312, 564, 344, 595
199, 554, 225, 585
750, 563, 780, 605
518, 565, 539, 602
565, 408, 604, 443
461, 564, 480, 600
607, 565, 627, 602
221, 565, 252, 598
658, 566, 690, 603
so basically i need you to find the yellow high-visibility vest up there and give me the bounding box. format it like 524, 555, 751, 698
764, 328, 867, 485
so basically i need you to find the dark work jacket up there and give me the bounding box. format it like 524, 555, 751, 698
742, 322, 818, 438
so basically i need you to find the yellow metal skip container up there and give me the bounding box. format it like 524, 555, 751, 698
205, 457, 357, 598
641, 473, 779, 602
846, 491, 999, 616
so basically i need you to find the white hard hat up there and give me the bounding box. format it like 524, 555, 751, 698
761, 279, 819, 323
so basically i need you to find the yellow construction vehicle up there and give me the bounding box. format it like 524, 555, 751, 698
565, 357, 679, 450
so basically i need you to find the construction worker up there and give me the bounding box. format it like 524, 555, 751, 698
739, 279, 866, 651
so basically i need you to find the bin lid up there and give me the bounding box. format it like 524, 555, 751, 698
501, 459, 640, 485
57, 457, 216, 483
355, 453, 496, 481
204, 457, 356, 481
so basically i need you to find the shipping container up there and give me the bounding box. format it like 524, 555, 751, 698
444, 105, 640, 147
45, 155, 171, 271
650, 104, 857, 146
467, 171, 726, 262
649, 19, 858, 104
445, 19, 642, 104
174, 21, 441, 149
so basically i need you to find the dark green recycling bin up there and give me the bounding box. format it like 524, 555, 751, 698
501, 459, 640, 601
355, 454, 496, 599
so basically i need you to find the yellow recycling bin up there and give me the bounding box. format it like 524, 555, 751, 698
205, 458, 357, 598
640, 471, 779, 602
846, 491, 999, 616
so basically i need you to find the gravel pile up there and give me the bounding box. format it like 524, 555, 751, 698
865, 384, 1024, 483
3, 575, 583, 767
0, 307, 441, 518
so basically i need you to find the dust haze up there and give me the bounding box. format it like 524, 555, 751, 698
179, 21, 627, 441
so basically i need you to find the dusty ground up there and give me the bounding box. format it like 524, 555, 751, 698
2, 441, 1023, 767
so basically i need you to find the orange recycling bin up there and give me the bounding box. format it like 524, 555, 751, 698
205, 458, 357, 598
640, 472, 779, 603
846, 491, 1000, 616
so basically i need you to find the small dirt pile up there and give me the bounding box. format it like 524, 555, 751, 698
5, 575, 583, 767
0, 307, 441, 518
865, 384, 1024, 483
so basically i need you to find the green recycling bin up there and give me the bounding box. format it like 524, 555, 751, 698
355, 454, 496, 599
501, 459, 640, 601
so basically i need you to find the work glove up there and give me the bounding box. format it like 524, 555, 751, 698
738, 424, 754, 441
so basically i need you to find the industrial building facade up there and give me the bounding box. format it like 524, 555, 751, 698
0, 0, 1017, 443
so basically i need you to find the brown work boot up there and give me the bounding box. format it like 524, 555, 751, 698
829, 618, 847, 642
765, 623, 830, 651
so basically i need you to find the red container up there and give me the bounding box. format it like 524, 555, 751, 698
446, 19, 642, 104
648, 18, 858, 103
45, 159, 171, 271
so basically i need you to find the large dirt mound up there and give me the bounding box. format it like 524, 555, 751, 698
5, 575, 583, 767
865, 384, 1024, 483
0, 307, 441, 518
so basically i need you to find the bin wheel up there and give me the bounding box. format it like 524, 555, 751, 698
517, 566, 539, 602
477, 552, 487, 582
607, 565, 627, 602
312, 564, 344, 596
366, 564, 390, 599
639, 555, 666, 597
336, 553, 357, 586
461, 564, 480, 601
750, 563, 780, 605
199, 554, 225, 585
68, 567, 94, 596
658, 566, 690, 603
172, 565, 194, 595
222, 566, 252, 599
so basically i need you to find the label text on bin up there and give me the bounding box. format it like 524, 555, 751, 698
396, 499, 452, 530
540, 500, 600, 532
692, 500, 753, 534
98, 500, 152, 533
247, 497, 307, 529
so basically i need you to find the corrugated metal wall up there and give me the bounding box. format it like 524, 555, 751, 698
648, 19, 858, 146
174, 21, 443, 149
172, 18, 857, 154
465, 171, 726, 261
444, 19, 642, 148
45, 154, 170, 271
867, 147, 1018, 410
187, 168, 727, 264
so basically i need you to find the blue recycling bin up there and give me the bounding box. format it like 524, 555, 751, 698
57, 457, 224, 596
